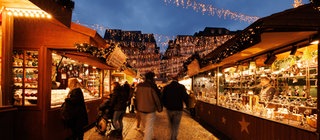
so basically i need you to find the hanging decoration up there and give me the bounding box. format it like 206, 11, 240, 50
163, 0, 260, 23
75, 43, 127, 68
106, 46, 128, 68
201, 25, 262, 66
75, 43, 114, 61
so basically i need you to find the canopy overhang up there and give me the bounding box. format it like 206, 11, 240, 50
56, 50, 116, 70
200, 3, 320, 72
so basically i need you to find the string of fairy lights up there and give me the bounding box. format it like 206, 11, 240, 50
163, 0, 260, 23
71, 0, 269, 53
73, 0, 306, 54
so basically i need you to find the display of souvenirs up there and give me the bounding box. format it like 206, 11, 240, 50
195, 45, 317, 130
51, 88, 98, 107
193, 70, 217, 104
12, 50, 39, 106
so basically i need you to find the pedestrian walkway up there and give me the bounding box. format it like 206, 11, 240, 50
84, 109, 220, 140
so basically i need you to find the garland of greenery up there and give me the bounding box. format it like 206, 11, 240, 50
75, 43, 115, 62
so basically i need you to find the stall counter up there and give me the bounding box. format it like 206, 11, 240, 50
196, 100, 318, 140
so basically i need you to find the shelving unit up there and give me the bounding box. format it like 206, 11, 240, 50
12, 50, 39, 106
79, 66, 101, 96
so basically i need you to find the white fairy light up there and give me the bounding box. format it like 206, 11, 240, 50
5, 8, 52, 19
164, 0, 259, 23
293, 0, 303, 8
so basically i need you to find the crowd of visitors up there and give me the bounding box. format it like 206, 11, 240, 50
95, 71, 195, 140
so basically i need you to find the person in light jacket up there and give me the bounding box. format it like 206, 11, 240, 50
135, 71, 162, 140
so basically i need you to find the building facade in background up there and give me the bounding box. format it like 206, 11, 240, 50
161, 27, 238, 79
104, 27, 238, 80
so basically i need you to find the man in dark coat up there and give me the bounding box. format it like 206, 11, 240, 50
162, 76, 189, 140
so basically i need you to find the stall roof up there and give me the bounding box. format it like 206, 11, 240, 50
70, 23, 108, 48
200, 3, 320, 72
56, 50, 115, 70
13, 17, 115, 70
1, 0, 73, 27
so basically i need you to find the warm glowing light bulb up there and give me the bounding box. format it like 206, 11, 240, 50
7, 11, 12, 16
311, 40, 319, 45
35, 13, 40, 18
46, 14, 52, 19
13, 11, 19, 16
30, 12, 35, 18
24, 12, 29, 17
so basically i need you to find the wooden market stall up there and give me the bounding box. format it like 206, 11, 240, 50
1, 2, 119, 139
190, 3, 320, 140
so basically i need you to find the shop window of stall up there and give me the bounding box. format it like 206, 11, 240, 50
218, 43, 318, 131
193, 70, 218, 104
12, 50, 39, 106
50, 52, 101, 108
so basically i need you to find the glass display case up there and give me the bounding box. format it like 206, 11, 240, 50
217, 45, 318, 131
12, 50, 38, 106
51, 88, 98, 106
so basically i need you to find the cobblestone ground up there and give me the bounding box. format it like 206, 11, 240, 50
84, 109, 219, 140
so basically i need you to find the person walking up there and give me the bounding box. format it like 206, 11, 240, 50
188, 91, 197, 118
135, 71, 163, 140
62, 78, 88, 140
162, 76, 189, 140
123, 81, 132, 112
109, 82, 129, 137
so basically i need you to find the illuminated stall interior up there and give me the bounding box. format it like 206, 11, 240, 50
50, 52, 104, 107
218, 42, 318, 130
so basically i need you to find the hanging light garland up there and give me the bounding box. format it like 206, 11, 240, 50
5, 7, 52, 19
163, 0, 260, 23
